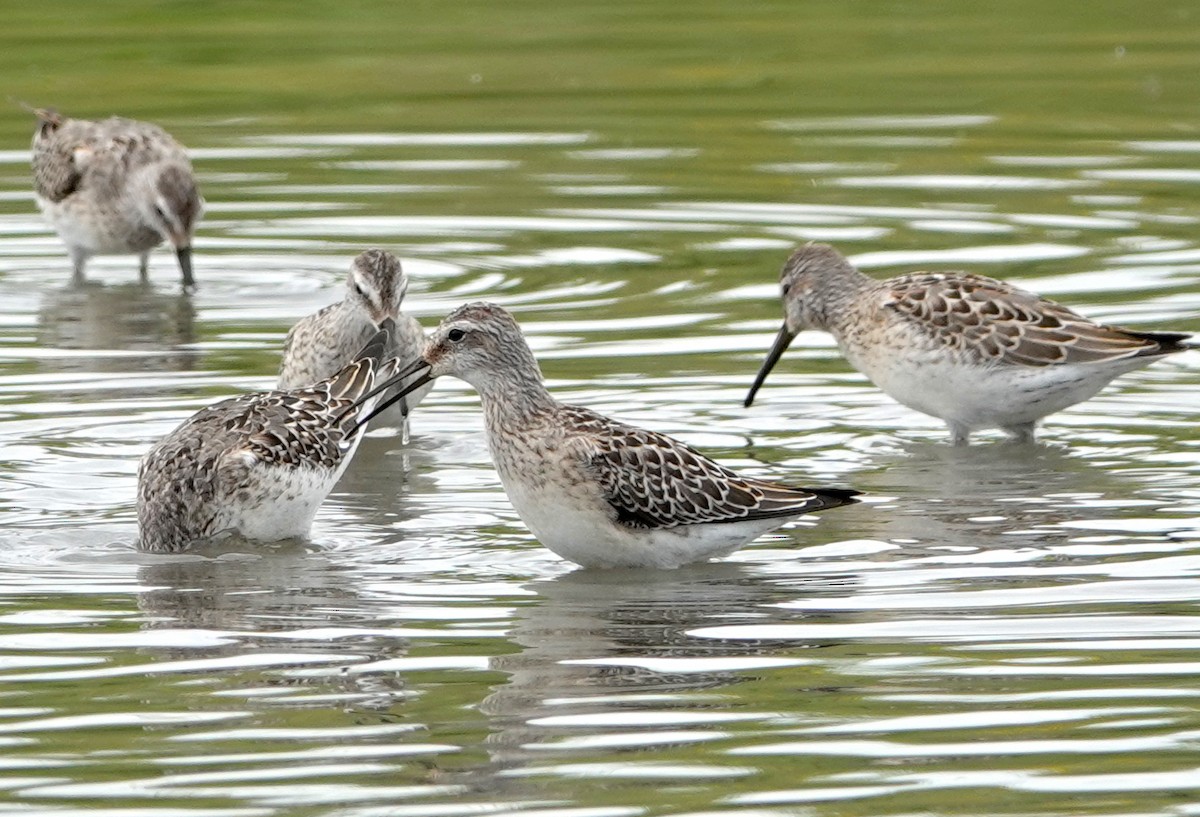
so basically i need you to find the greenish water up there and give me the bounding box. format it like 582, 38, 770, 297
0, 2, 1198, 816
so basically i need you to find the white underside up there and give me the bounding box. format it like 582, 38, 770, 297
37, 194, 159, 257
499, 471, 787, 569
209, 436, 363, 543
849, 348, 1148, 434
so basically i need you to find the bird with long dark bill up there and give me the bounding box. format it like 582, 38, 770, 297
745, 243, 1193, 445
351, 302, 859, 569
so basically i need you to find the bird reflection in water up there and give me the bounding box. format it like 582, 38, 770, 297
470, 564, 821, 780
136, 545, 414, 716
847, 439, 1138, 552
37, 281, 198, 373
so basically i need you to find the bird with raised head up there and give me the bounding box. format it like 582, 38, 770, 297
353, 302, 860, 569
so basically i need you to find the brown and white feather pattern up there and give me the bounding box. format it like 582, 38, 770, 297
277, 301, 366, 389
33, 115, 191, 205
881, 272, 1189, 367
137, 326, 397, 553
31, 110, 203, 287
279, 305, 424, 389
278, 249, 427, 426
562, 405, 850, 529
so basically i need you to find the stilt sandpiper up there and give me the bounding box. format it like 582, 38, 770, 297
137, 321, 399, 552
355, 302, 859, 569
278, 249, 429, 434
31, 109, 202, 289
745, 243, 1193, 444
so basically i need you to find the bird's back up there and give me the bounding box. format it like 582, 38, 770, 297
138, 323, 394, 551
278, 301, 371, 389
876, 271, 1192, 368
558, 404, 860, 529
34, 115, 190, 202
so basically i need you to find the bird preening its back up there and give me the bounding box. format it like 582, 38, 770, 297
30, 108, 203, 289
136, 320, 400, 553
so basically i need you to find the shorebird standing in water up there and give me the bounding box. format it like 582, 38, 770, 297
31, 109, 203, 289
278, 249, 429, 434
137, 322, 399, 553
354, 302, 859, 569
745, 243, 1194, 445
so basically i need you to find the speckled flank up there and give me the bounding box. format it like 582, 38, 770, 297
31, 109, 203, 287
278, 249, 430, 432
136, 321, 400, 552
747, 242, 1193, 444
356, 302, 860, 569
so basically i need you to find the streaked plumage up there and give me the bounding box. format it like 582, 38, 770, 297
278, 249, 429, 433
137, 322, 399, 552
745, 243, 1194, 444
31, 109, 202, 288
354, 302, 859, 569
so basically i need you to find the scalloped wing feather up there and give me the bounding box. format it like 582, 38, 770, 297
882, 272, 1181, 366
567, 406, 856, 529
238, 326, 390, 467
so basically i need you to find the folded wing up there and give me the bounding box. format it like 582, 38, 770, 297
884, 272, 1192, 366
569, 406, 859, 529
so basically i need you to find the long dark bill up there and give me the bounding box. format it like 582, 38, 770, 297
350, 358, 434, 431
743, 323, 797, 408
176, 246, 196, 290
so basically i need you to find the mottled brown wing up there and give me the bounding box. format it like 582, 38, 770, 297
33, 116, 188, 202
567, 406, 857, 529
137, 324, 394, 552
100, 120, 188, 174
883, 272, 1177, 366
240, 321, 394, 466
31, 122, 83, 202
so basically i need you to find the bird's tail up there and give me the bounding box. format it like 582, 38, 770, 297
1124, 329, 1195, 356
802, 487, 863, 513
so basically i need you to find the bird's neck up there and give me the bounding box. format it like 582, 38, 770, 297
808, 270, 874, 334
477, 370, 558, 429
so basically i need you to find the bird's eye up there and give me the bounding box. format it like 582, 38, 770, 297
447, 328, 466, 342
353, 282, 367, 299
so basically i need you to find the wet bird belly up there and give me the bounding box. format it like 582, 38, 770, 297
212, 464, 341, 542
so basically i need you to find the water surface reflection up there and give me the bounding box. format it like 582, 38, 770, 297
0, 6, 1198, 813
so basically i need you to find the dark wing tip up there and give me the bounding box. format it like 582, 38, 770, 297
613, 504, 663, 529
355, 320, 395, 366
720, 482, 862, 524
1123, 329, 1194, 356
816, 487, 863, 500
786, 485, 863, 514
